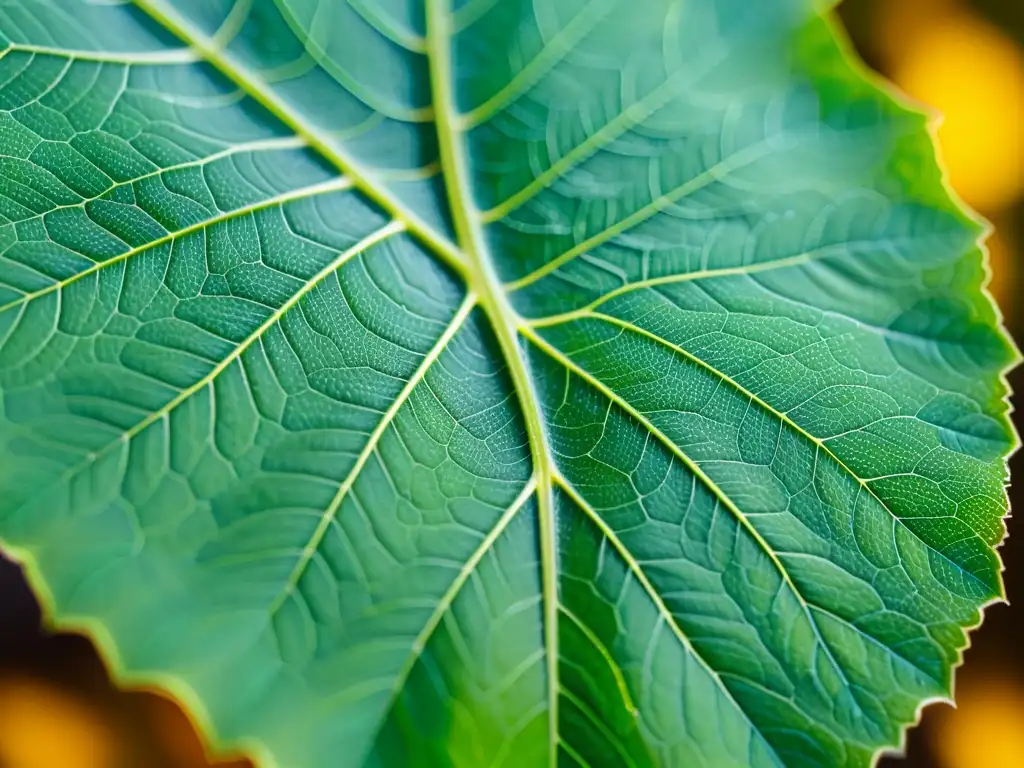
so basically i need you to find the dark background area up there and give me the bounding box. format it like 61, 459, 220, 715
1, 1, 1021, 766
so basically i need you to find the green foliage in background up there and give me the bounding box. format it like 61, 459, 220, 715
0, 1, 1017, 766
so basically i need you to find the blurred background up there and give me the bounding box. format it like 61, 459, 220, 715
0, 0, 1021, 766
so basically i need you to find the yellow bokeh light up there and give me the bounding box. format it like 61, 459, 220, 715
933, 675, 1024, 768
888, 10, 1024, 213
0, 676, 119, 768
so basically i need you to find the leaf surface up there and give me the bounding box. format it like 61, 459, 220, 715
0, 1, 1017, 767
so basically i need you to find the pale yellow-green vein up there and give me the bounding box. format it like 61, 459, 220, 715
269, 0, 432, 122
581, 309, 996, 597
10, 220, 405, 545
367, 475, 540, 742
524, 241, 884, 327
505, 140, 780, 292
267, 293, 476, 616
425, 1, 561, 763
551, 470, 784, 766
479, 42, 730, 223
0, 175, 352, 317
1, 42, 199, 64
524, 325, 867, 703
132, 0, 467, 278
456, 0, 619, 130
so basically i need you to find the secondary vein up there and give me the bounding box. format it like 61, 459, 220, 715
131, 0, 467, 278
362, 474, 540, 757
11, 221, 405, 537
0, 175, 352, 317
522, 323, 869, 723
268, 294, 476, 616
552, 472, 787, 768
584, 309, 996, 597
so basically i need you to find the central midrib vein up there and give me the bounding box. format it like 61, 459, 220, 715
424, 2, 561, 763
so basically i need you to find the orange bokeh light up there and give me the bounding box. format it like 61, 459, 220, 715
933, 673, 1024, 768
0, 677, 119, 768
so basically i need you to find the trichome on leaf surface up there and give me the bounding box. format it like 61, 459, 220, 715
0, 1, 1018, 766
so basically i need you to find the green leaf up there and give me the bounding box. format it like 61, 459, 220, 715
0, 1, 1017, 766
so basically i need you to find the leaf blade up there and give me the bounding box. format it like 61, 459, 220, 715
0, 1, 1016, 767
